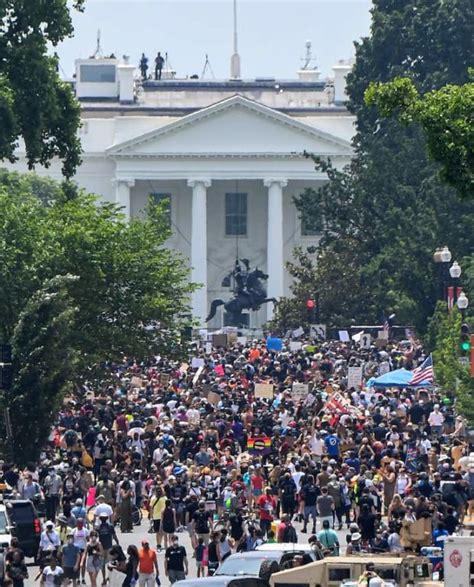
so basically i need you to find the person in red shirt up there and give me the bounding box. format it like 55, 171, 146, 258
250, 468, 264, 506
257, 488, 276, 537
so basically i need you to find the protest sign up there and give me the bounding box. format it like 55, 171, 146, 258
192, 366, 204, 385
191, 357, 205, 369
254, 383, 274, 399
205, 342, 212, 355
212, 333, 228, 348
347, 366, 363, 390
237, 336, 247, 345
338, 330, 350, 342
266, 337, 283, 352
378, 329, 389, 340
247, 437, 272, 455
360, 333, 372, 349
207, 391, 221, 405
292, 382, 309, 401
310, 324, 326, 340
289, 341, 302, 352
292, 326, 304, 338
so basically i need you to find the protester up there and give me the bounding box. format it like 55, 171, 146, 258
2, 333, 470, 584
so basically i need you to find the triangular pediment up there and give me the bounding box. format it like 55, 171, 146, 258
107, 95, 352, 158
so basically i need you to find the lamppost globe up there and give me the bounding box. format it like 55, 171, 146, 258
449, 261, 462, 279
457, 292, 469, 310
433, 248, 443, 263
440, 246, 452, 263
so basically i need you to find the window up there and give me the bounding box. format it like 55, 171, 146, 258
301, 211, 323, 236
150, 193, 172, 227
225, 192, 247, 236
80, 64, 116, 83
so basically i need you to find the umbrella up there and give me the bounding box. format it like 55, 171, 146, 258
127, 427, 145, 437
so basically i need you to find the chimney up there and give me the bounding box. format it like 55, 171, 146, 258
117, 57, 136, 104
332, 60, 352, 104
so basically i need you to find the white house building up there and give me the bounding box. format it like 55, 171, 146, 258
9, 53, 355, 328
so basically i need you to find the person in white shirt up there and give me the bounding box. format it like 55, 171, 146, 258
93, 495, 114, 527
309, 432, 324, 459
428, 404, 445, 436
38, 521, 61, 563
41, 558, 64, 587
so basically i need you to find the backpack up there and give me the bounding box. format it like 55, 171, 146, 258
282, 524, 297, 543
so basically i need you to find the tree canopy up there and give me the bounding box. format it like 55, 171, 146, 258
295, 0, 474, 331
0, 170, 195, 369
0, 1, 84, 177
365, 77, 474, 199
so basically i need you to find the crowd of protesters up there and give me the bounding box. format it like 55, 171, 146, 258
0, 333, 472, 586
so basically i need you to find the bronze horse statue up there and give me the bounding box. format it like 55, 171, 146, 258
206, 264, 277, 326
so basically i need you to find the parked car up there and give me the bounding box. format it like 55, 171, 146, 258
4, 499, 42, 558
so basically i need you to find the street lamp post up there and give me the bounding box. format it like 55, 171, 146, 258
449, 260, 462, 307
433, 246, 452, 302
457, 291, 469, 320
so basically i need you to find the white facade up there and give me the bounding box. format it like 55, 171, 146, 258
8, 58, 355, 328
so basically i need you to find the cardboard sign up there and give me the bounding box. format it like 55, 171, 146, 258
292, 326, 304, 338
360, 333, 372, 349
212, 333, 228, 348
338, 330, 350, 342
130, 376, 143, 388
247, 437, 272, 455
160, 373, 171, 387
237, 336, 247, 345
266, 337, 283, 352
289, 341, 302, 352
191, 357, 205, 369
310, 324, 327, 340
192, 366, 204, 385
347, 366, 363, 390
254, 383, 274, 399
378, 329, 389, 340
292, 382, 309, 401
207, 391, 221, 405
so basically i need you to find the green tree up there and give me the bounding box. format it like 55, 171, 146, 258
0, 170, 195, 370
1, 275, 78, 465
426, 305, 474, 425
268, 247, 319, 334
296, 0, 474, 331
365, 78, 474, 199
0, 1, 84, 177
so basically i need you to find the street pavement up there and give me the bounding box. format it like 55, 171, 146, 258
25, 514, 349, 587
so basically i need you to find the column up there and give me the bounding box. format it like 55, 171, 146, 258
114, 178, 135, 220
264, 178, 287, 321
188, 179, 211, 325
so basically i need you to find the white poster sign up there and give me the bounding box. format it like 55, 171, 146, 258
292, 382, 309, 401
347, 366, 363, 390
310, 324, 327, 340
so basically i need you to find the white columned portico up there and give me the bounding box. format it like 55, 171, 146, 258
188, 179, 211, 325
264, 178, 287, 320
114, 178, 135, 220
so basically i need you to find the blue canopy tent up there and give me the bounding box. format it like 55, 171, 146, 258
367, 368, 433, 388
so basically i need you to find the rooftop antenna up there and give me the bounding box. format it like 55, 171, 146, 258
301, 40, 315, 70
201, 54, 216, 79
230, 0, 241, 79
93, 29, 103, 59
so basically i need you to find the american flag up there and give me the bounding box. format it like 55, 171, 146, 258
409, 354, 434, 386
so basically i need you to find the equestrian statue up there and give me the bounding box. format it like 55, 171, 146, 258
206, 259, 277, 326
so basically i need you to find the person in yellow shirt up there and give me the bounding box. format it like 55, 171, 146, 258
149, 486, 167, 551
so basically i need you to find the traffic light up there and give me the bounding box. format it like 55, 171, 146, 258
461, 323, 471, 355
306, 299, 317, 323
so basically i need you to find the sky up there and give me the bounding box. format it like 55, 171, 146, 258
58, 0, 372, 80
